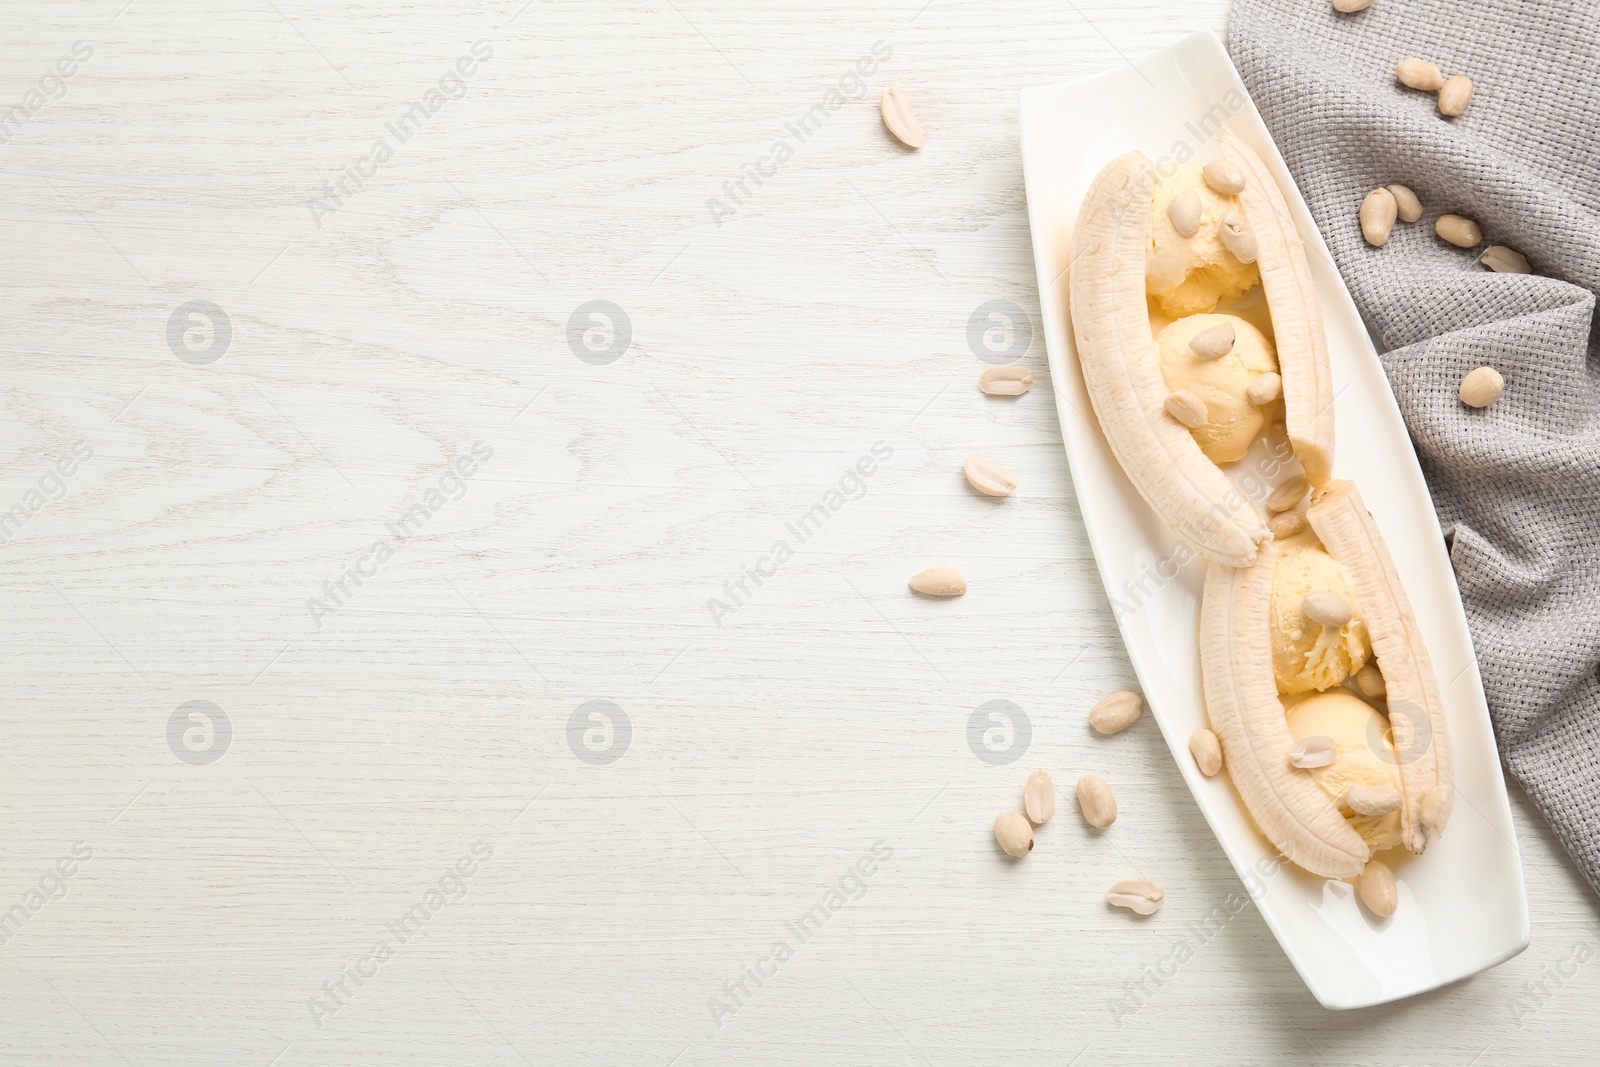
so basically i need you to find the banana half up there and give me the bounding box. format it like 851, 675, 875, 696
1200, 539, 1371, 879
1070, 153, 1269, 567
1309, 481, 1453, 853
1201, 483, 1454, 878
1217, 132, 1336, 486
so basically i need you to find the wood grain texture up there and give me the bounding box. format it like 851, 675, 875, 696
1, 1, 1596, 1063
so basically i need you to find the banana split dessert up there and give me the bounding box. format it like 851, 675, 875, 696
1068, 133, 1452, 917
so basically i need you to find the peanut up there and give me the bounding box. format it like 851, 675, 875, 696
1246, 372, 1282, 406
1355, 663, 1387, 698
1481, 245, 1531, 274
964, 455, 1017, 498
1360, 187, 1398, 247
1107, 879, 1164, 915
1396, 58, 1445, 91
1188, 323, 1235, 360
880, 88, 924, 149
1219, 211, 1258, 264
1190, 728, 1223, 776
1436, 213, 1482, 248
1268, 507, 1308, 539
908, 567, 966, 597
1438, 74, 1474, 117
994, 811, 1033, 857
1303, 591, 1353, 628
978, 366, 1035, 395
1202, 161, 1246, 195
1168, 189, 1202, 238
1076, 775, 1118, 829
1387, 184, 1423, 223
1024, 770, 1055, 825
1089, 690, 1144, 735
1267, 475, 1310, 513
1356, 859, 1398, 917
1459, 366, 1504, 408
1164, 390, 1208, 429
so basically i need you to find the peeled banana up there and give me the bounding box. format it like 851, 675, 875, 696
1067, 140, 1450, 899
1070, 153, 1270, 567
1308, 481, 1453, 852
1201, 484, 1454, 880
1217, 133, 1336, 485
1200, 539, 1371, 878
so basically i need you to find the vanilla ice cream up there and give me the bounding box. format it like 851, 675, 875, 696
1285, 689, 1402, 851
1146, 163, 1261, 317
1271, 536, 1370, 694
1156, 314, 1278, 463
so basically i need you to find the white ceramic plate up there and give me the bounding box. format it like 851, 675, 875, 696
1018, 30, 1529, 1009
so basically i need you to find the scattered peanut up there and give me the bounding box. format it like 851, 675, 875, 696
1303, 591, 1353, 628
1164, 390, 1208, 428
978, 365, 1035, 396
1438, 74, 1474, 117
1289, 734, 1337, 769
1246, 371, 1282, 406
1190, 728, 1223, 776
1076, 774, 1118, 828
908, 567, 966, 597
1481, 245, 1531, 274
1459, 365, 1505, 408
1106, 879, 1164, 915
1219, 211, 1259, 264
1188, 323, 1235, 360
1268, 507, 1308, 539
1202, 160, 1246, 195
1355, 662, 1387, 698
1168, 189, 1202, 238
879, 88, 924, 149
1355, 858, 1398, 917
964, 455, 1017, 498
1435, 213, 1482, 247
1089, 690, 1144, 735
1387, 183, 1423, 223
1332, 0, 1374, 10
1267, 475, 1310, 513
1396, 57, 1445, 91
1024, 770, 1055, 825
994, 811, 1033, 857
1360, 187, 1398, 246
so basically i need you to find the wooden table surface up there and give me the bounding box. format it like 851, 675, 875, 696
2, 1, 1595, 1063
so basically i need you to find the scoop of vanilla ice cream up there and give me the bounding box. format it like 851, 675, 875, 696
1156, 314, 1278, 463
1146, 163, 1261, 317
1285, 689, 1402, 851
1271, 537, 1370, 694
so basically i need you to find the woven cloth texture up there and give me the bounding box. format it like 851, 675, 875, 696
1228, 0, 1600, 891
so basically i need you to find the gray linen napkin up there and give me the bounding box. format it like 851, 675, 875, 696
1227, 0, 1600, 892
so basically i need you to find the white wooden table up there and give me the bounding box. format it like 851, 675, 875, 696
3, 1, 1595, 1063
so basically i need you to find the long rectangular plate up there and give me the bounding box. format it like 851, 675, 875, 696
1018, 29, 1529, 1008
